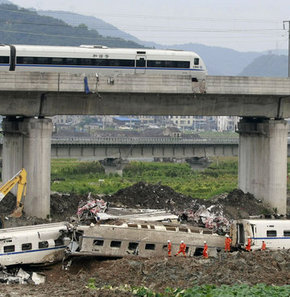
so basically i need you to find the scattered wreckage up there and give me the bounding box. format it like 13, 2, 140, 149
0, 195, 289, 268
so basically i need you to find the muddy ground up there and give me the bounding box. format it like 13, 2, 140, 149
0, 183, 289, 296
0, 250, 289, 296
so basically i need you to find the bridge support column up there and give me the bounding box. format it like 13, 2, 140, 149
238, 118, 288, 214
2, 117, 52, 219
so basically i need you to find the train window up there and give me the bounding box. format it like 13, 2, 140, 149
141, 224, 148, 229
128, 224, 138, 228
194, 58, 199, 65
110, 241, 122, 248
150, 225, 155, 229
0, 56, 9, 63
54, 238, 64, 246
93, 239, 104, 246
147, 60, 190, 68
51, 58, 64, 65
203, 230, 213, 235
267, 230, 277, 237
136, 58, 146, 67
284, 230, 290, 236
190, 228, 200, 233
4, 245, 15, 253
35, 57, 51, 64
128, 242, 139, 250
22, 243, 32, 251
145, 243, 155, 250
179, 228, 188, 232
17, 57, 34, 64
39, 241, 49, 249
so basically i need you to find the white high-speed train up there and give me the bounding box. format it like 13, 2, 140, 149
0, 222, 70, 266
0, 44, 207, 81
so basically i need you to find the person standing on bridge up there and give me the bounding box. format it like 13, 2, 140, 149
203, 241, 208, 259
167, 240, 172, 257
175, 240, 186, 257
225, 234, 231, 252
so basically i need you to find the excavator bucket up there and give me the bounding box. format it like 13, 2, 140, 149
9, 205, 24, 218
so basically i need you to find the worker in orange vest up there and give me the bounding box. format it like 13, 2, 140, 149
261, 240, 266, 251
167, 240, 172, 257
175, 240, 186, 257
203, 241, 208, 259
245, 236, 251, 251
225, 234, 231, 252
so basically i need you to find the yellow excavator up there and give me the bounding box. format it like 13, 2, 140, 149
0, 168, 27, 218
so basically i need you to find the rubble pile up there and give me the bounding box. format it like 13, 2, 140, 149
0, 183, 276, 231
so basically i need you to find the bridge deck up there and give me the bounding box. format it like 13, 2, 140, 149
0, 72, 289, 117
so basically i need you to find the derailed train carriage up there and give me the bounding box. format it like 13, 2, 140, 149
68, 221, 225, 258
0, 222, 70, 266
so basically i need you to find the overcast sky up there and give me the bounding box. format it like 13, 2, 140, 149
10, 0, 290, 52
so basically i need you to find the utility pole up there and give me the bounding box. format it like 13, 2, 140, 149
283, 20, 290, 77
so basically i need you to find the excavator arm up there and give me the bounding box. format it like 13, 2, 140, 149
0, 168, 27, 217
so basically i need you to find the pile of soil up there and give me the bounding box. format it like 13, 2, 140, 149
104, 182, 196, 211
104, 182, 275, 220
0, 250, 289, 296
0, 183, 278, 229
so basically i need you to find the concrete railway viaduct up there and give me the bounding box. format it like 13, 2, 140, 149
1, 72, 290, 217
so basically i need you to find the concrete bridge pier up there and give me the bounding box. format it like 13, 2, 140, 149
238, 118, 288, 215
2, 117, 53, 219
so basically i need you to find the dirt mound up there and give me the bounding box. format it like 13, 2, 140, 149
211, 189, 272, 219
104, 182, 196, 211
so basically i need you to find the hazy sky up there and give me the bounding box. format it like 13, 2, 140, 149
10, 0, 290, 52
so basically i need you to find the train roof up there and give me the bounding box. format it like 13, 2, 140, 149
236, 219, 290, 225
7, 44, 202, 58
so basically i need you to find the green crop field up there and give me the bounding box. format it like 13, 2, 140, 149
51, 157, 239, 198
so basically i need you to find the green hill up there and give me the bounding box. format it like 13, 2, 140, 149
0, 3, 143, 48
239, 54, 288, 77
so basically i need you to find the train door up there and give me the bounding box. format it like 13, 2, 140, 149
135, 55, 146, 74
237, 223, 245, 246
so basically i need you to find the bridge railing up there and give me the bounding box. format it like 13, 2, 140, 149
51, 137, 240, 145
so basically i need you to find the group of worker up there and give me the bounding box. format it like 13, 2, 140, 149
167, 234, 266, 258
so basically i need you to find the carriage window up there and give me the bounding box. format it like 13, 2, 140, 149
145, 243, 155, 250
149, 225, 155, 229
110, 241, 122, 248
141, 224, 148, 229
4, 245, 15, 253
128, 224, 138, 228
17, 57, 34, 64
54, 238, 64, 246
22, 243, 32, 251
136, 57, 146, 67
284, 230, 290, 236
39, 241, 49, 249
179, 228, 188, 232
267, 230, 277, 237
0, 56, 9, 63
194, 58, 199, 65
166, 226, 176, 231
128, 242, 139, 250
93, 239, 104, 246
203, 230, 213, 235
147, 60, 189, 68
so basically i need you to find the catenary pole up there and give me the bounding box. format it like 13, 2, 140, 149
283, 20, 290, 77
